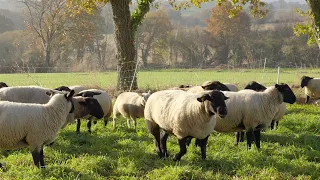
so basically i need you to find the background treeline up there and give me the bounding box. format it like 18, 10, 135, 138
0, 0, 317, 73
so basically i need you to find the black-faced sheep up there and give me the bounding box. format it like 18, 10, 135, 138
113, 91, 151, 130
0, 90, 74, 168
75, 89, 112, 133
55, 85, 88, 95
300, 76, 320, 103
144, 90, 228, 161
187, 81, 231, 93
215, 84, 295, 149
0, 82, 8, 88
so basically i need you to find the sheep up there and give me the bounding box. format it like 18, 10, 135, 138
0, 86, 104, 129
144, 90, 228, 160
0, 82, 8, 88
300, 76, 320, 103
55, 85, 88, 95
75, 89, 112, 133
214, 83, 296, 149
235, 81, 287, 146
112, 91, 151, 130
187, 81, 230, 93
0, 90, 75, 168
224, 83, 239, 92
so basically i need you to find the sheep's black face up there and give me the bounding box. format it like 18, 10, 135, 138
79, 98, 104, 119
300, 76, 313, 88
55, 86, 71, 92
275, 83, 296, 104
244, 81, 266, 92
202, 81, 230, 91
197, 90, 228, 118
75, 91, 101, 97
0, 82, 8, 88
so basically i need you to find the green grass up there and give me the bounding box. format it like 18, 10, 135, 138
0, 69, 320, 179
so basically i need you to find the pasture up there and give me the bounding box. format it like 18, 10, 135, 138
0, 68, 320, 179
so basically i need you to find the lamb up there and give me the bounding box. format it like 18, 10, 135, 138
214, 83, 296, 149
112, 91, 151, 130
75, 89, 112, 133
144, 90, 228, 161
300, 76, 320, 103
187, 81, 230, 93
0, 86, 104, 129
0, 90, 74, 168
0, 82, 8, 88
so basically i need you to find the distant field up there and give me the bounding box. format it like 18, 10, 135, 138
0, 68, 320, 179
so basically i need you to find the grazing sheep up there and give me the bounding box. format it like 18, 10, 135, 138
0, 82, 8, 88
144, 90, 228, 160
224, 83, 239, 92
113, 91, 151, 130
0, 90, 74, 168
215, 84, 296, 149
75, 89, 112, 133
187, 81, 231, 93
300, 76, 320, 103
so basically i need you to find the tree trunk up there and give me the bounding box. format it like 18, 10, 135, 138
45, 45, 51, 72
110, 0, 137, 91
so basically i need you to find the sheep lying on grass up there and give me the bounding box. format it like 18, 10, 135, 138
113, 91, 151, 130
215, 84, 295, 149
75, 89, 112, 133
0, 90, 74, 168
144, 90, 228, 160
300, 76, 320, 103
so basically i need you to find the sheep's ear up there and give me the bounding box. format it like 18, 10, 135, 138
92, 92, 101, 96
74, 92, 83, 97
197, 94, 210, 102
46, 90, 56, 96
66, 90, 75, 100
147, 90, 151, 94
224, 96, 229, 100
275, 84, 279, 89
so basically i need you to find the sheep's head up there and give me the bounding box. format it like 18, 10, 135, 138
275, 83, 296, 104
300, 76, 313, 88
75, 91, 101, 97
244, 81, 266, 92
201, 81, 230, 91
0, 82, 8, 88
55, 86, 71, 92
78, 97, 104, 119
197, 90, 228, 118
139, 91, 151, 107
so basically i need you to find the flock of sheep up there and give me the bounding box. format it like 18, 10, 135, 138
0, 75, 318, 170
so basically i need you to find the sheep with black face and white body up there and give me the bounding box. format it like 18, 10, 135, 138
214, 84, 295, 149
0, 90, 74, 168
75, 89, 112, 133
144, 90, 228, 161
300, 76, 320, 103
113, 91, 151, 130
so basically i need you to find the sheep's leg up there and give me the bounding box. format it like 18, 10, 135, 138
235, 132, 240, 145
270, 120, 275, 130
276, 121, 279, 129
93, 121, 97, 125
104, 116, 108, 126
253, 129, 261, 149
146, 120, 163, 158
76, 119, 81, 133
160, 130, 169, 157
87, 120, 92, 133
126, 118, 131, 128
240, 132, 245, 142
195, 138, 201, 147
173, 137, 187, 161
246, 130, 254, 150
305, 95, 310, 103
31, 150, 42, 168
39, 147, 45, 167
185, 137, 192, 146
131, 117, 137, 131
198, 135, 209, 160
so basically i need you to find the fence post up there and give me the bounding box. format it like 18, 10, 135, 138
277, 66, 280, 84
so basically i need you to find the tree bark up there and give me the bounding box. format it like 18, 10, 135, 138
110, 0, 137, 91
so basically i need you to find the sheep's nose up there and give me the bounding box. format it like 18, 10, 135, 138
218, 107, 227, 118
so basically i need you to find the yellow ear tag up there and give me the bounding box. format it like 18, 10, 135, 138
202, 97, 205, 102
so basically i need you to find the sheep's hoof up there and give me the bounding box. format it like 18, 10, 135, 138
87, 130, 92, 133
173, 155, 181, 161
0, 163, 7, 172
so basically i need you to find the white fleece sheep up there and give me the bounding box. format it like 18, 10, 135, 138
113, 91, 151, 130
300, 76, 320, 103
75, 89, 112, 133
215, 84, 296, 149
144, 90, 228, 160
0, 91, 74, 168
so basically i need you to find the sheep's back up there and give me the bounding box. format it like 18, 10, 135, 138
0, 86, 50, 104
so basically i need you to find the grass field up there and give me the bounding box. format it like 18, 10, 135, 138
0, 68, 320, 179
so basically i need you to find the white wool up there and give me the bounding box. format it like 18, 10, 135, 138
304, 78, 320, 98
224, 83, 239, 92
273, 103, 286, 123
144, 90, 217, 139
214, 86, 283, 132
0, 93, 72, 150
187, 86, 204, 93
113, 92, 151, 128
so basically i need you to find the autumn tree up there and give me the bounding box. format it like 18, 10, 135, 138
206, 2, 251, 66
22, 0, 67, 70
136, 10, 172, 67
